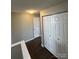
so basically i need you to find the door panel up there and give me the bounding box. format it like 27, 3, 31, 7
33, 17, 40, 37
55, 13, 68, 59
43, 16, 52, 52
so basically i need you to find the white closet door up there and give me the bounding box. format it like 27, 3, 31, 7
33, 17, 40, 37
54, 13, 68, 59
50, 15, 57, 55
43, 16, 52, 52
43, 12, 68, 59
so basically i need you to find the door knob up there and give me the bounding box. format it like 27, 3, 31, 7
57, 38, 60, 40
49, 35, 51, 37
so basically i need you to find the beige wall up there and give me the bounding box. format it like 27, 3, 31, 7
11, 12, 34, 44
40, 1, 68, 46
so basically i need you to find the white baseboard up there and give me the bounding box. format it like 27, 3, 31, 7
11, 40, 23, 47
41, 43, 44, 47
11, 36, 41, 59
11, 35, 40, 47
55, 53, 67, 59
11, 40, 31, 59
25, 35, 40, 43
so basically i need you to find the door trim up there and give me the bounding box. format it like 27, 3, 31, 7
42, 11, 68, 17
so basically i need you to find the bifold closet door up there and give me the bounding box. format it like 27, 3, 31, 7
43, 15, 60, 56
43, 16, 53, 52
43, 12, 68, 59
54, 13, 68, 59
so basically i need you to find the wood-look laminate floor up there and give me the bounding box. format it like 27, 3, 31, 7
26, 37, 57, 59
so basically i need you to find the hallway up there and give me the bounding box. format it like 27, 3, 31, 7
11, 0, 68, 59
26, 37, 57, 59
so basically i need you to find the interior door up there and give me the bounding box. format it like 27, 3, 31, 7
43, 16, 52, 52
50, 15, 57, 56
43, 12, 68, 59
33, 17, 40, 37
52, 12, 68, 59
55, 13, 65, 58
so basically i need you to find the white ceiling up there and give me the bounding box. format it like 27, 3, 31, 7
11, 0, 67, 12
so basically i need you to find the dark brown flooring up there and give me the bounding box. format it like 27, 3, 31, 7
26, 36, 57, 59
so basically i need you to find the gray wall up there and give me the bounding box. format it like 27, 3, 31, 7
11, 12, 34, 44
40, 1, 68, 46
11, 44, 23, 59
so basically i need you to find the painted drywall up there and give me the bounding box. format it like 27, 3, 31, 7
40, 0, 68, 47
11, 12, 34, 44
12, 0, 66, 11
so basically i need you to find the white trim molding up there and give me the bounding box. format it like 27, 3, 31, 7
21, 40, 31, 59
11, 36, 40, 59
11, 41, 22, 47
25, 35, 40, 43
11, 40, 31, 59
11, 36, 40, 47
